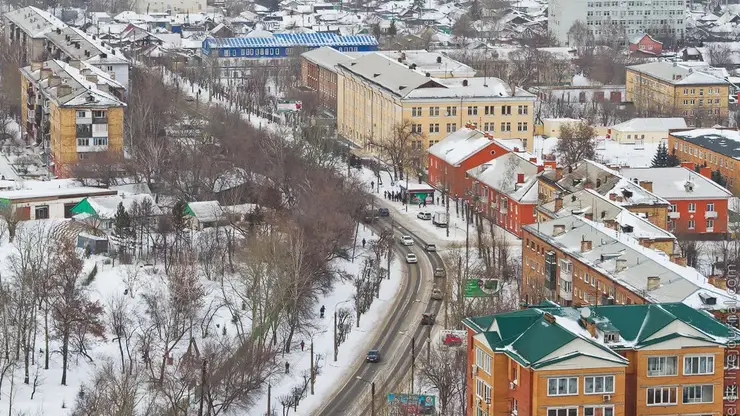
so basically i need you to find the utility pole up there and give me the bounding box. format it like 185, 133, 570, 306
198, 359, 207, 416
333, 310, 338, 361
411, 336, 415, 394
266, 383, 271, 416
426, 338, 430, 364
310, 340, 315, 395
371, 382, 376, 416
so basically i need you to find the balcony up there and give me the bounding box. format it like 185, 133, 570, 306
500, 206, 508, 215
77, 144, 108, 153
92, 116, 108, 124
559, 286, 572, 301
705, 211, 718, 219
76, 125, 92, 138
668, 211, 680, 219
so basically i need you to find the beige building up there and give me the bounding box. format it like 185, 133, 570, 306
336, 53, 536, 154
608, 117, 687, 145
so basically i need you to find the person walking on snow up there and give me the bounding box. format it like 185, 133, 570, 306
320, 305, 326, 318
362, 238, 366, 248
300, 341, 305, 351
285, 362, 290, 374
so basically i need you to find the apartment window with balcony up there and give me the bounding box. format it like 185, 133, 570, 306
707, 203, 715, 212
501, 105, 512, 115
475, 347, 492, 374
683, 384, 713, 403
684, 355, 714, 375
547, 409, 577, 416
547, 377, 578, 396
647, 356, 678, 376
76, 124, 92, 138
77, 138, 90, 147
688, 202, 696, 212
707, 219, 714, 231
584, 407, 613, 416
93, 137, 108, 146
468, 106, 478, 116
584, 375, 615, 394
647, 386, 677, 405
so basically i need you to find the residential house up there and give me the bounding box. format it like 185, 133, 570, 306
607, 118, 687, 145
629, 33, 663, 56
3, 6, 65, 64
0, 184, 116, 220
463, 302, 739, 416
71, 193, 162, 230
621, 166, 732, 234
668, 128, 740, 195
185, 200, 262, 230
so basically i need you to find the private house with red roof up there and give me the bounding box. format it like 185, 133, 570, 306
629, 33, 663, 56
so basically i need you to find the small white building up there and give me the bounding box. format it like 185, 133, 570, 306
133, 0, 207, 14
0, 185, 117, 220
608, 117, 687, 145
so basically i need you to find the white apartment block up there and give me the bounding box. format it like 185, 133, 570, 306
133, 0, 206, 13
549, 0, 686, 46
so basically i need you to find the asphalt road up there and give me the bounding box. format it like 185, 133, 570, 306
316, 215, 445, 415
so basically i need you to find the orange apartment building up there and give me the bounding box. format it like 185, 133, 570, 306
669, 128, 740, 196
463, 303, 739, 416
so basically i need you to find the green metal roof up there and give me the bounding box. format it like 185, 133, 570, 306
70, 198, 98, 217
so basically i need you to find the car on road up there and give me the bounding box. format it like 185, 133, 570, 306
185, 95, 196, 102
421, 313, 435, 325
425, 243, 436, 252
378, 208, 390, 217
431, 288, 443, 300
434, 267, 446, 278
417, 211, 431, 220
366, 349, 381, 363
406, 253, 418, 264
443, 333, 463, 347
400, 235, 414, 246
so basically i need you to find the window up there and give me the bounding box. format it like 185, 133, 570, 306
476, 378, 491, 402
684, 355, 714, 375
77, 137, 90, 147
501, 122, 511, 132
669, 204, 677, 212
584, 407, 613, 416
93, 137, 108, 146
484, 105, 494, 115
707, 219, 714, 230
92, 110, 105, 119
429, 123, 439, 133
584, 375, 615, 394
475, 347, 492, 374
446, 106, 457, 116
683, 384, 713, 403
547, 377, 578, 396
429, 107, 439, 117
647, 356, 678, 376
76, 110, 87, 118
517, 105, 528, 115
547, 408, 577, 416
688, 202, 696, 212
412, 107, 422, 117
647, 386, 677, 405
707, 203, 715, 212
517, 122, 528, 132
34, 205, 49, 219
468, 106, 478, 116
446, 123, 457, 133
501, 105, 512, 115
411, 124, 422, 134
688, 220, 695, 230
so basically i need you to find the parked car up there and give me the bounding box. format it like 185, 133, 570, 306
731, 95, 738, 104
421, 313, 435, 325
432, 212, 449, 228
425, 243, 436, 252
443, 333, 463, 347
378, 208, 390, 217
400, 235, 414, 246
366, 349, 381, 363
406, 253, 418, 264
434, 267, 446, 278
431, 288, 443, 300
417, 211, 432, 220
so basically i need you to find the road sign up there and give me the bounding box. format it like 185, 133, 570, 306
387, 393, 436, 415
277, 100, 302, 112
464, 278, 500, 297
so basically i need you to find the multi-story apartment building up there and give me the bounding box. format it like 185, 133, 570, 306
538, 188, 677, 256
539, 160, 670, 230
621, 166, 732, 234
548, 0, 686, 46
336, 52, 536, 154
3, 6, 65, 64
626, 62, 729, 121
669, 128, 740, 195
20, 60, 126, 177
463, 303, 739, 416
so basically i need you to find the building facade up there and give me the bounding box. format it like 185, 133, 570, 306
548, 0, 685, 46
20, 60, 126, 177
668, 128, 740, 195
337, 53, 536, 155
133, 0, 207, 13
463, 303, 737, 416
626, 62, 729, 122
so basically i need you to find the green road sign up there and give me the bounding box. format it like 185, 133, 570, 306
464, 278, 500, 297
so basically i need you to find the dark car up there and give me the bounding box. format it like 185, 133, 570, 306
378, 208, 390, 217
421, 313, 435, 326
366, 349, 381, 363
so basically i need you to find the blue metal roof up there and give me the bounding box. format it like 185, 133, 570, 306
205, 33, 378, 49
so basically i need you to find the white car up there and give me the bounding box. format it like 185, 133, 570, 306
406, 253, 418, 264
417, 211, 432, 220
400, 235, 414, 246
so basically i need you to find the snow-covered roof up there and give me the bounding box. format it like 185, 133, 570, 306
671, 128, 740, 160
4, 6, 66, 38
627, 61, 729, 86
426, 128, 497, 166
620, 167, 732, 200
186, 200, 224, 223
468, 152, 540, 203
0, 185, 115, 200
610, 118, 687, 133
301, 46, 354, 70
83, 194, 162, 219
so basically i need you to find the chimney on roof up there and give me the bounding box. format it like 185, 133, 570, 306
603, 219, 617, 229
436, 56, 442, 64
56, 83, 72, 97
462, 79, 468, 87
425, 72, 430, 77
553, 224, 566, 236
580, 237, 593, 253
700, 166, 712, 179
517, 173, 524, 184
681, 161, 695, 170
615, 258, 627, 273
513, 147, 519, 152
49, 75, 61, 87
554, 193, 563, 211
639, 180, 653, 192
86, 74, 98, 84
647, 276, 660, 291
608, 192, 617, 201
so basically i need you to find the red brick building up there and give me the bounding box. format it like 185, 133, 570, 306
621, 166, 732, 235
629, 33, 663, 56
427, 127, 524, 199
300, 47, 352, 113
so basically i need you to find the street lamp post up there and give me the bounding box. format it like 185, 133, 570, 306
355, 376, 376, 416
399, 331, 416, 394
405, 171, 409, 212
333, 299, 352, 362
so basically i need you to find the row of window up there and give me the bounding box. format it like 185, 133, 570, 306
668, 218, 715, 231
410, 105, 529, 117
674, 140, 735, 170
647, 355, 714, 376
77, 137, 108, 147
481, 122, 529, 132
670, 202, 715, 213
683, 98, 721, 106
548, 408, 613, 416
547, 375, 615, 396
76, 110, 106, 119
647, 384, 714, 405
588, 9, 682, 16
587, 0, 683, 6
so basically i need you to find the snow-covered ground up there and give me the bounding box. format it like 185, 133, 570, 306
532, 134, 661, 168
1, 219, 403, 415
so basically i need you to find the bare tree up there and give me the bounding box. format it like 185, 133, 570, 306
555, 121, 598, 166
419, 347, 467, 415
371, 120, 423, 181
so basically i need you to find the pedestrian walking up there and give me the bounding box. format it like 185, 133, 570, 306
384, 190, 388, 199
370, 181, 375, 190
362, 238, 366, 248
437, 197, 440, 205
300, 341, 305, 351
285, 362, 290, 374
320, 305, 326, 318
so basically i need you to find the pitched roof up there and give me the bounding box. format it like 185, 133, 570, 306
467, 152, 540, 202
338, 52, 443, 97
426, 128, 496, 167
300, 46, 354, 70
610, 117, 687, 132
620, 167, 732, 199
627, 61, 729, 85
4, 6, 66, 38
20, 60, 125, 108
72, 194, 162, 219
